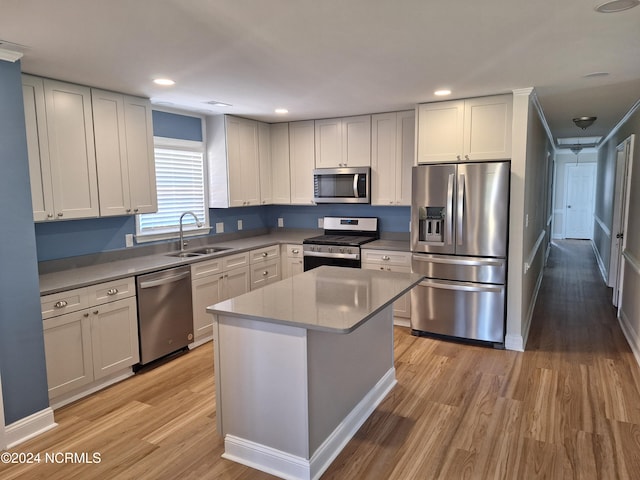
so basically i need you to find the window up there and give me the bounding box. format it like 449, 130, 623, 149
136, 137, 209, 241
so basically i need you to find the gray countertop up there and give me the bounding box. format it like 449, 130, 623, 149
39, 230, 311, 295
363, 239, 411, 252
207, 266, 423, 334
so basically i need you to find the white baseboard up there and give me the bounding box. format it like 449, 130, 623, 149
5, 408, 57, 449
504, 334, 524, 351
506, 257, 545, 352
619, 309, 640, 369
50, 369, 134, 410
591, 240, 608, 284
223, 367, 397, 480
393, 317, 410, 328
189, 336, 213, 349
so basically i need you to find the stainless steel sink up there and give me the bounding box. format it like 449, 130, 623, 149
166, 252, 203, 258
165, 246, 231, 258
189, 246, 232, 255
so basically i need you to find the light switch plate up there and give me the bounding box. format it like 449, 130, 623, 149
318, 218, 323, 228
237, 219, 243, 230
216, 222, 224, 233
278, 217, 284, 228
125, 233, 134, 248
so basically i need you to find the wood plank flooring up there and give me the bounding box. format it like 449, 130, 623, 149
2, 240, 640, 479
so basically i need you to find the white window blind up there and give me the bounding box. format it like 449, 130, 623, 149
137, 138, 209, 240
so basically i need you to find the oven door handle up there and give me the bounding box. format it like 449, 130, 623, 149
303, 250, 360, 260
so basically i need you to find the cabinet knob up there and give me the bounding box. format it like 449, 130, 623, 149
134, 208, 139, 213
93, 310, 99, 315
107, 288, 119, 296
262, 271, 268, 276
47, 213, 54, 218
465, 155, 469, 160
54, 300, 68, 309
83, 313, 89, 317
57, 212, 63, 217
126, 209, 132, 213
456, 155, 461, 161
262, 252, 268, 257
292, 249, 299, 254
382, 255, 390, 261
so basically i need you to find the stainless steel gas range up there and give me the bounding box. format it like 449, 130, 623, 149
303, 217, 379, 271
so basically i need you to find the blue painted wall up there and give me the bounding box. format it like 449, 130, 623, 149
152, 111, 202, 141
0, 59, 50, 423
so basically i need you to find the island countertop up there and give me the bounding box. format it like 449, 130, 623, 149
207, 266, 423, 334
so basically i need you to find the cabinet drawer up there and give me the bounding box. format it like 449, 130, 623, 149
191, 257, 224, 279
87, 277, 135, 305
250, 259, 281, 290
285, 244, 303, 258
250, 245, 280, 263
361, 249, 411, 267
41, 287, 89, 319
222, 252, 250, 270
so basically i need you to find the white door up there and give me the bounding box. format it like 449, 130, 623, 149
610, 135, 635, 307
564, 163, 596, 239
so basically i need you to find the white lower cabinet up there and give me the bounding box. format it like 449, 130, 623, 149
191, 252, 251, 344
282, 244, 303, 279
41, 277, 139, 405
361, 249, 412, 321
250, 245, 281, 290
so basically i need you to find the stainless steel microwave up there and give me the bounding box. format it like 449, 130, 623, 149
313, 167, 370, 204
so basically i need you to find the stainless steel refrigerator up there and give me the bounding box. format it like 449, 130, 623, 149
410, 161, 510, 345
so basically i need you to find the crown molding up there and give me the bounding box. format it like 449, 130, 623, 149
0, 48, 23, 62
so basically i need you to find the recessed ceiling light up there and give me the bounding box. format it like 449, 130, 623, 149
153, 78, 175, 86
595, 0, 639, 12
275, 108, 289, 114
434, 89, 452, 96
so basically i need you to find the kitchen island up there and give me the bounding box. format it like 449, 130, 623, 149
207, 266, 423, 480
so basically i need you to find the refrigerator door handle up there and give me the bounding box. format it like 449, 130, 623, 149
412, 254, 504, 268
418, 279, 503, 293
457, 173, 465, 245
446, 173, 454, 245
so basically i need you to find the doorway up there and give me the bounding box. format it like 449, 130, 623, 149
609, 134, 635, 307
564, 162, 596, 239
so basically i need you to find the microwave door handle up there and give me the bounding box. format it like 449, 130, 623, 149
353, 174, 359, 198
457, 173, 465, 246
446, 173, 454, 245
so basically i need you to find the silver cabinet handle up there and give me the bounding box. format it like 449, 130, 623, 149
107, 288, 119, 296
292, 249, 299, 254
54, 300, 68, 308
382, 255, 390, 261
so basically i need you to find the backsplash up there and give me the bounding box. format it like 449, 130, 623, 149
35, 204, 410, 261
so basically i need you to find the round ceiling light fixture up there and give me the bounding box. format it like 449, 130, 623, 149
153, 78, 175, 86
595, 0, 640, 12
573, 116, 597, 130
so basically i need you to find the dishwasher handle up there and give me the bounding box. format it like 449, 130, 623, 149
139, 271, 190, 289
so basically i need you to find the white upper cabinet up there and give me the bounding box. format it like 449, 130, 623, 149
315, 115, 371, 168
417, 94, 512, 163
208, 115, 261, 208
22, 75, 100, 221
371, 110, 415, 206
289, 120, 315, 205
270, 122, 291, 204
92, 89, 157, 216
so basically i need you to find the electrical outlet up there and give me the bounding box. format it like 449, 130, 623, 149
525, 214, 529, 228
237, 219, 243, 230
318, 218, 323, 229
278, 217, 284, 228
216, 222, 224, 233
125, 233, 134, 248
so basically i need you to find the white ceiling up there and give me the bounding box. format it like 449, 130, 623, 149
2, 0, 639, 145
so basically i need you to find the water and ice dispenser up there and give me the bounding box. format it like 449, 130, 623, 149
418, 206, 445, 243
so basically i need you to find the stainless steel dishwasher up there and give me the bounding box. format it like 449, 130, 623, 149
136, 265, 194, 366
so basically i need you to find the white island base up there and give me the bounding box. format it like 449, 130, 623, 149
214, 305, 395, 480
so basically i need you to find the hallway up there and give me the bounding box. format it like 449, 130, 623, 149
1, 240, 640, 479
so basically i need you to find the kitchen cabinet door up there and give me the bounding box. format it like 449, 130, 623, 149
463, 95, 513, 161
250, 259, 280, 290
43, 312, 94, 399
226, 116, 261, 207
270, 122, 291, 204
22, 75, 54, 221
258, 121, 272, 205
192, 274, 223, 343
44, 78, 100, 220
90, 296, 139, 380
371, 111, 414, 206
289, 120, 315, 204
417, 100, 464, 163
223, 266, 251, 300
315, 115, 371, 168
282, 244, 303, 279
361, 249, 412, 319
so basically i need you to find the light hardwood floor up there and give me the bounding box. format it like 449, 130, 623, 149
2, 240, 640, 479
